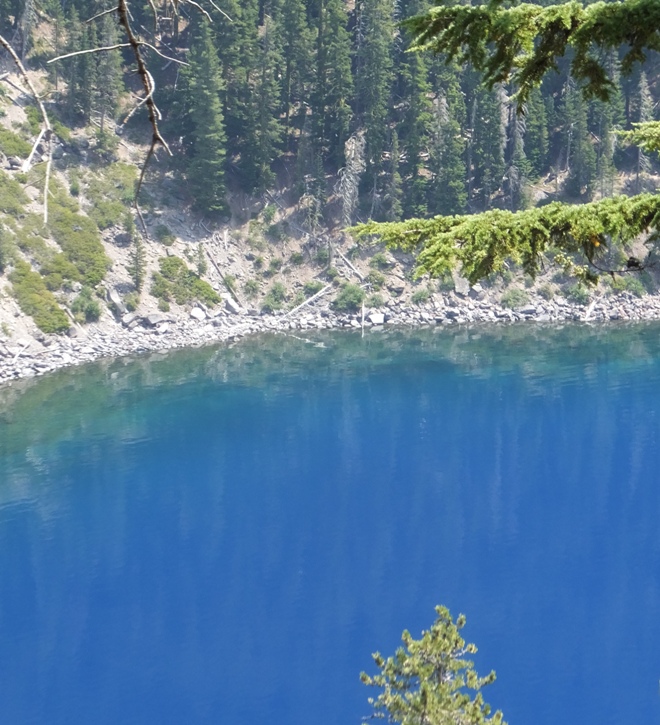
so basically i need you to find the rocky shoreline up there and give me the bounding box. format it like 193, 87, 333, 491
2, 287, 660, 386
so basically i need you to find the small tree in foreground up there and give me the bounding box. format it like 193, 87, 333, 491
361, 606, 505, 725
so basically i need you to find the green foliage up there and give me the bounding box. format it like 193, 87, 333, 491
537, 283, 555, 301
0, 128, 31, 158
0, 171, 28, 214
24, 106, 42, 136
411, 287, 431, 305
355, 194, 660, 284
150, 255, 220, 307
501, 287, 529, 309
361, 605, 505, 725
315, 247, 330, 266
127, 235, 146, 293
610, 274, 646, 297
366, 293, 385, 308
9, 260, 70, 334
124, 292, 139, 312
243, 278, 260, 298
48, 202, 111, 285
262, 282, 288, 312
40, 252, 81, 290
366, 270, 385, 290
71, 286, 101, 323
370, 252, 390, 270
85, 164, 137, 230
303, 280, 324, 296
565, 283, 591, 305
290, 251, 305, 265
154, 224, 176, 246
405, 0, 660, 108
332, 282, 365, 312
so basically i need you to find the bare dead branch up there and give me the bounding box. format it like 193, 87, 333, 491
206, 0, 233, 22
85, 7, 118, 24
0, 32, 52, 223
48, 43, 132, 62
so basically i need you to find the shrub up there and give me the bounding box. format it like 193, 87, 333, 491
304, 280, 324, 297
85, 163, 137, 229
262, 282, 287, 312
611, 275, 645, 298
40, 253, 81, 290
124, 292, 139, 312
0, 171, 28, 215
154, 223, 176, 246
366, 293, 385, 308
49, 203, 111, 285
267, 257, 283, 276
0, 128, 31, 158
369, 252, 390, 270
366, 270, 385, 290
253, 255, 264, 270
315, 247, 330, 266
565, 283, 591, 305
10, 260, 70, 333
262, 204, 277, 224
243, 278, 260, 298
501, 287, 530, 309
333, 283, 365, 312
537, 284, 555, 300
71, 286, 102, 323
290, 251, 304, 265
150, 255, 220, 307
24, 106, 42, 136
411, 288, 431, 305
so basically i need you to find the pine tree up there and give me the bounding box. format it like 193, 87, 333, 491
385, 130, 403, 221
525, 87, 548, 178
95, 15, 123, 137
355, 0, 395, 212
427, 63, 467, 216
472, 86, 506, 209
182, 19, 228, 216
562, 77, 596, 201
278, 0, 314, 148
633, 72, 654, 193
310, 0, 354, 166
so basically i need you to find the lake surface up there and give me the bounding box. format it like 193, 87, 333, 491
0, 324, 659, 725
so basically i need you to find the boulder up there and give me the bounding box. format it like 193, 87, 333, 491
122, 312, 138, 327
452, 272, 470, 297
224, 296, 243, 315
108, 289, 126, 314
190, 307, 206, 322
143, 312, 169, 327
368, 312, 385, 325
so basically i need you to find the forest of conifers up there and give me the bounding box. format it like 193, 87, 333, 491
2, 0, 658, 222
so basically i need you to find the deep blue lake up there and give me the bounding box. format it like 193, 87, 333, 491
0, 324, 659, 725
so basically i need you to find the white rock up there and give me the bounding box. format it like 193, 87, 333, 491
190, 307, 206, 321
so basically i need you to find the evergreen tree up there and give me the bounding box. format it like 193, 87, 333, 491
278, 0, 314, 148
525, 87, 549, 178
562, 77, 596, 200
355, 0, 395, 211
362, 606, 505, 725
472, 86, 506, 209
310, 0, 353, 165
182, 19, 228, 216
385, 129, 403, 221
397, 33, 432, 217
95, 15, 123, 136
634, 71, 654, 192
427, 63, 467, 216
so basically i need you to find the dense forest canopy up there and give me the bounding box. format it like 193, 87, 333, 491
0, 0, 659, 281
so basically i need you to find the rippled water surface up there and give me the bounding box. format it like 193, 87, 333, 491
0, 324, 659, 725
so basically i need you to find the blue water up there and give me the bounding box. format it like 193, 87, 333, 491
0, 325, 659, 725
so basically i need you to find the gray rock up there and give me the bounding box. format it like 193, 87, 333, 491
190, 307, 206, 321
122, 312, 138, 326
8, 156, 22, 169
452, 272, 470, 297
368, 312, 386, 325
468, 283, 486, 301
51, 144, 64, 160
143, 312, 169, 327
108, 289, 126, 314
224, 297, 243, 315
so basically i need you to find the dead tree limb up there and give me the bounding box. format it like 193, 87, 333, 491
0, 32, 52, 223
